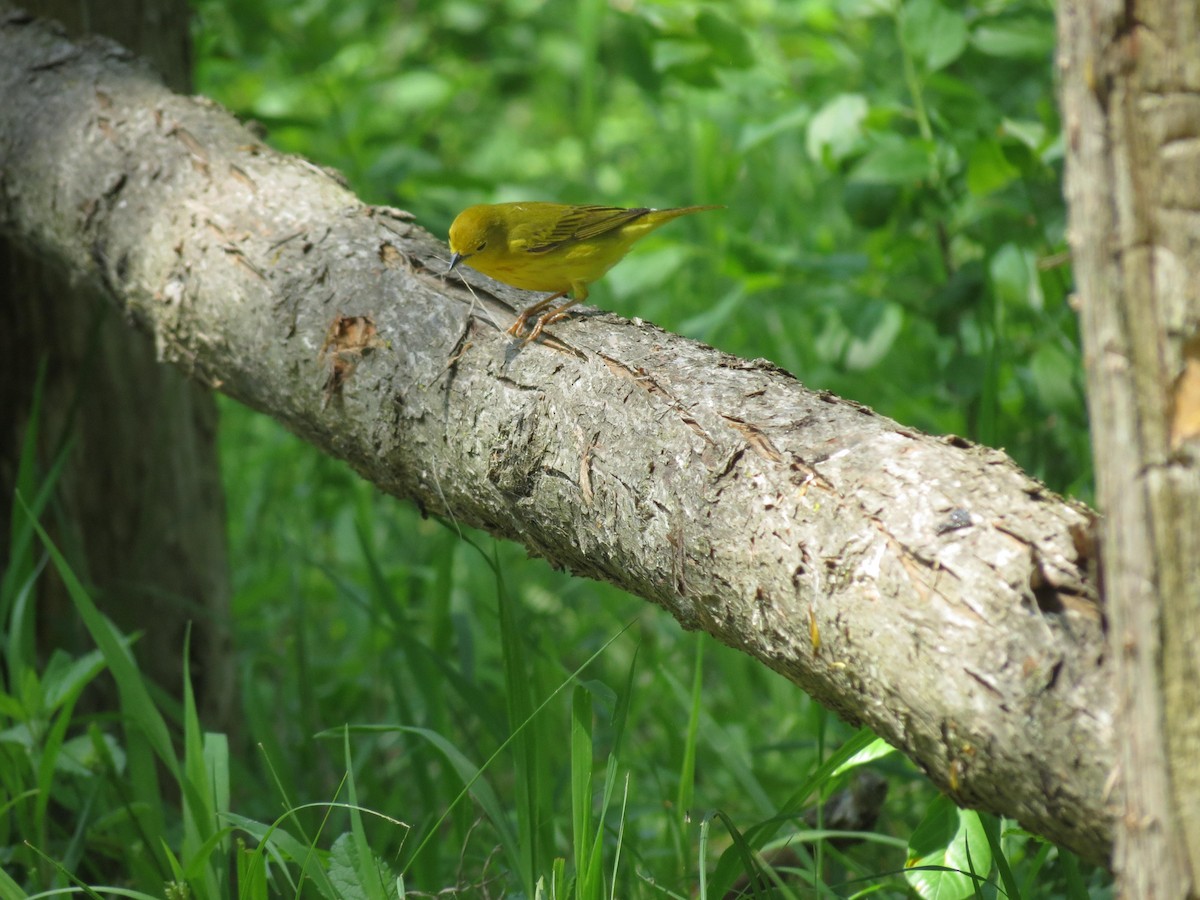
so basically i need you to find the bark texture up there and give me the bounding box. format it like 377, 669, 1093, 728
1, 9, 1114, 864
0, 2, 234, 730
1059, 0, 1200, 893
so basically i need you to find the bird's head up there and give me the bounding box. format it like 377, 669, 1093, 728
447, 205, 509, 273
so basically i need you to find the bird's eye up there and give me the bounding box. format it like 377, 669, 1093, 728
476, 241, 487, 252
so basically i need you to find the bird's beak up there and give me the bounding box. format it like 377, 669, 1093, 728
448, 251, 464, 273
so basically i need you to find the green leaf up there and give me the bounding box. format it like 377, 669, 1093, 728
55, 731, 124, 777
344, 730, 391, 900
845, 301, 903, 370
967, 139, 1020, 196
377, 72, 452, 114
971, 17, 1055, 60
851, 137, 934, 185
843, 0, 901, 16
607, 244, 694, 300
0, 864, 28, 900
990, 243, 1041, 311
906, 795, 993, 899
831, 736, 899, 777
679, 284, 749, 341
1000, 118, 1048, 153
1029, 342, 1080, 411
653, 38, 719, 87
842, 180, 900, 229
224, 811, 338, 897
696, 9, 754, 68
41, 648, 106, 711
328, 832, 400, 900
807, 93, 869, 166
901, 0, 968, 71
181, 628, 222, 899
980, 814, 1022, 900
737, 105, 811, 154
570, 686, 599, 900
608, 15, 660, 95
235, 837, 268, 900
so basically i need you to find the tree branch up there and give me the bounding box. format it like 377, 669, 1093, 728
0, 7, 1114, 864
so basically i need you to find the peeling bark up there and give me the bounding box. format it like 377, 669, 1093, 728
0, 9, 1114, 864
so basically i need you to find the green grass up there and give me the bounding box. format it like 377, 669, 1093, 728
0, 0, 1112, 896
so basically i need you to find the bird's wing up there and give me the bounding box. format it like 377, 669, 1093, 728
523, 206, 652, 253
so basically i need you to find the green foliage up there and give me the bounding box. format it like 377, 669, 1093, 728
4, 0, 1106, 896
194, 0, 1089, 498
905, 796, 992, 898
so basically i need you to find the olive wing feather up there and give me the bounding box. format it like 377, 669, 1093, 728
520, 206, 653, 254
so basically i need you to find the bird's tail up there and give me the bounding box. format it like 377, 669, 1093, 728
657, 204, 724, 218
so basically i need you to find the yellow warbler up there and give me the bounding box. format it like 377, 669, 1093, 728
447, 202, 721, 340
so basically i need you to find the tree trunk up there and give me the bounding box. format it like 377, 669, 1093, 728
1059, 0, 1200, 893
0, 1, 234, 731
0, 8, 1114, 864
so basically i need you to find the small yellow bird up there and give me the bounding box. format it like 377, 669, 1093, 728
447, 202, 721, 340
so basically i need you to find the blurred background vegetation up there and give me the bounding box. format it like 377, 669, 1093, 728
3, 0, 1104, 897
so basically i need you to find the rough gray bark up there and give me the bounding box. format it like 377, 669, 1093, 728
1059, 0, 1200, 893
0, 2, 234, 731
0, 9, 1114, 864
